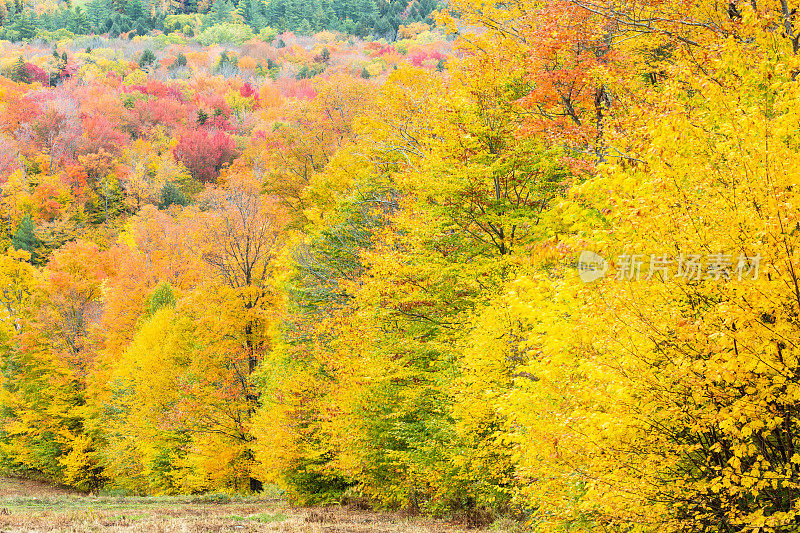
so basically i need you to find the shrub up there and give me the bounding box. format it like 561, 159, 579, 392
139, 49, 156, 70
258, 26, 277, 43
196, 23, 254, 46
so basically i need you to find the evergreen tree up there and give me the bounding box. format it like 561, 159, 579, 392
11, 10, 37, 40
11, 215, 41, 263
144, 282, 177, 316
282, 0, 300, 29
374, 15, 391, 38
9, 56, 29, 83
206, 0, 236, 25
70, 7, 92, 33
333, 0, 357, 24
236, 0, 256, 26
125, 0, 145, 21
158, 182, 188, 210
263, 0, 285, 28
86, 0, 111, 32
139, 48, 156, 69
295, 17, 311, 35
355, 0, 376, 26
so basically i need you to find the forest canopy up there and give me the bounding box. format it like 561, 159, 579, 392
0, 0, 797, 531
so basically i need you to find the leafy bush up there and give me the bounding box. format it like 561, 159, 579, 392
6, 57, 48, 84
258, 26, 277, 43
36, 29, 76, 43
164, 14, 198, 34
196, 23, 254, 45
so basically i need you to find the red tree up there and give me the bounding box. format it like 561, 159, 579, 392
173, 129, 238, 183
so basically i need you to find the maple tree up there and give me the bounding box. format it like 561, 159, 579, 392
173, 128, 238, 184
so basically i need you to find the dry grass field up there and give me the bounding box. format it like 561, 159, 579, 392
0, 477, 496, 532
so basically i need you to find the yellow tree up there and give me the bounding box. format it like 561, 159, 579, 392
483, 12, 800, 531
193, 177, 282, 491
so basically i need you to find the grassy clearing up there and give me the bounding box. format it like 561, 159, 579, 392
0, 477, 486, 532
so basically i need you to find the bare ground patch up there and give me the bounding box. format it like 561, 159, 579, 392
0, 477, 86, 499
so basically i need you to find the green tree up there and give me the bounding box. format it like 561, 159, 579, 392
11, 215, 41, 263
9, 56, 29, 83
144, 282, 177, 317
158, 182, 188, 209
11, 10, 37, 41
139, 48, 156, 70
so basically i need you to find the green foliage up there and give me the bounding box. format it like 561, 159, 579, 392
8, 56, 30, 83
11, 215, 41, 263
9, 1, 797, 531
0, 0, 439, 39
196, 23, 254, 45
5, 11, 37, 41
258, 26, 277, 42
215, 50, 238, 73
158, 182, 188, 209
297, 63, 324, 79
138, 49, 156, 70
282, 456, 357, 505
144, 282, 177, 317
164, 15, 195, 33
85, 179, 127, 225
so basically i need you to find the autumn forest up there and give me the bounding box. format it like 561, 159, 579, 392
0, 0, 796, 530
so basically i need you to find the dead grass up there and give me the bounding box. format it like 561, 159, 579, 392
0, 477, 484, 532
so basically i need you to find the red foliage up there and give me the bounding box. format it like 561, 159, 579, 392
276, 78, 317, 100
517, 1, 614, 148
24, 62, 48, 85
195, 93, 232, 115
54, 60, 76, 85
369, 44, 396, 57
240, 82, 258, 99
130, 97, 192, 136
240, 82, 260, 108
33, 181, 65, 222
407, 48, 446, 67
125, 80, 186, 101
78, 115, 128, 157
0, 91, 38, 133
173, 128, 238, 183
0, 136, 19, 182
64, 164, 89, 193
194, 93, 234, 130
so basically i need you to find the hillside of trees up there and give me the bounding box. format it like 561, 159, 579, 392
0, 0, 441, 41
0, 0, 799, 531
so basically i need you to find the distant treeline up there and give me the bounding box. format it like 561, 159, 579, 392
0, 0, 441, 41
